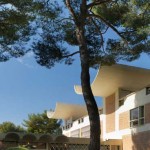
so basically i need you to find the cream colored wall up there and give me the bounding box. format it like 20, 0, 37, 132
63, 114, 104, 138
104, 87, 150, 140
63, 87, 150, 141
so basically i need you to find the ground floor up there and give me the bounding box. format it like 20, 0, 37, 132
1, 131, 150, 150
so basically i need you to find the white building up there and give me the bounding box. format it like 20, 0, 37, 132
47, 64, 150, 150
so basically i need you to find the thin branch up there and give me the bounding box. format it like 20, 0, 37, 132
102, 26, 109, 34
90, 18, 105, 52
65, 0, 78, 24
88, 14, 128, 44
0, 2, 8, 5
87, 0, 112, 9
55, 18, 73, 23
62, 51, 79, 58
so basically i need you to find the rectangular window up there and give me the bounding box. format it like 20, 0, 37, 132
119, 98, 125, 107
146, 87, 150, 95
78, 118, 84, 124
130, 106, 144, 127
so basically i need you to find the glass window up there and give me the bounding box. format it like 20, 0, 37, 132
130, 107, 138, 120
119, 98, 125, 107
139, 106, 144, 117
130, 106, 144, 127
146, 87, 150, 95
78, 118, 84, 124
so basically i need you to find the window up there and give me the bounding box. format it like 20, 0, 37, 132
62, 123, 72, 130
146, 87, 150, 95
78, 118, 84, 124
119, 98, 125, 107
130, 106, 144, 127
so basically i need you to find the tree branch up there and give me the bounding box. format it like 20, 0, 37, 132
90, 18, 105, 52
102, 26, 109, 34
87, 0, 112, 9
65, 0, 78, 24
62, 51, 79, 58
0, 2, 8, 5
88, 14, 128, 44
55, 17, 73, 23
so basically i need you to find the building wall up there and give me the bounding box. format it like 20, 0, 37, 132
123, 130, 150, 150
145, 103, 150, 124
100, 121, 103, 140
63, 114, 104, 138
119, 111, 130, 130
117, 88, 150, 114
63, 87, 150, 150
118, 102, 150, 131
103, 88, 150, 140
105, 93, 116, 133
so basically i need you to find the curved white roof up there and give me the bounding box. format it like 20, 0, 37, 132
75, 64, 150, 97
47, 102, 88, 120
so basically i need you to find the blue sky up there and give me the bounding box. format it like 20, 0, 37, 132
0, 51, 149, 126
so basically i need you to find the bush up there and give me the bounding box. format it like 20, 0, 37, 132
7, 147, 29, 150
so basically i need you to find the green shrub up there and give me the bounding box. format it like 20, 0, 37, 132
7, 147, 29, 150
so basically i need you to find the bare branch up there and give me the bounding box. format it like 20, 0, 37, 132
87, 0, 112, 9
55, 18, 73, 23
65, 0, 78, 24
102, 26, 109, 34
88, 14, 128, 44
62, 51, 79, 58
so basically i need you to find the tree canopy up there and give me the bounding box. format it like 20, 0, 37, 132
0, 122, 25, 133
0, 0, 55, 61
0, 0, 33, 61
0, 0, 149, 149
23, 111, 61, 134
31, 0, 149, 68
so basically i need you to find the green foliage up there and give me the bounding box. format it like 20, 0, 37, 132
0, 122, 25, 133
23, 111, 61, 134
0, 0, 149, 65
93, 0, 150, 62
0, 0, 61, 62
7, 147, 29, 150
31, 0, 149, 68
0, 0, 33, 61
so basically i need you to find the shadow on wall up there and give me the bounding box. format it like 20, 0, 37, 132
0, 132, 70, 150
131, 130, 150, 150
131, 91, 150, 150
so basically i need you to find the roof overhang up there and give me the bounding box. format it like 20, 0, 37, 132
47, 102, 88, 120
74, 64, 150, 97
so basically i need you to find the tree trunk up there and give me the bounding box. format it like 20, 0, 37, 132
80, 52, 101, 150
67, 1, 101, 149
76, 18, 101, 150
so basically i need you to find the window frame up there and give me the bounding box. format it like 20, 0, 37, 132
78, 118, 84, 124
146, 87, 150, 95
130, 105, 145, 128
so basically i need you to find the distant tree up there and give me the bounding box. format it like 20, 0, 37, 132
0, 122, 25, 133
23, 111, 61, 134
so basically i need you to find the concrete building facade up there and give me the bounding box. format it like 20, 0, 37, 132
47, 64, 150, 150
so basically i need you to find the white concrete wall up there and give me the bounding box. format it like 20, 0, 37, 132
105, 87, 150, 140
63, 87, 150, 140
63, 114, 104, 137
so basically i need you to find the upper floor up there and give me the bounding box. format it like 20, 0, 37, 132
47, 64, 150, 141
